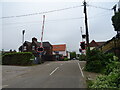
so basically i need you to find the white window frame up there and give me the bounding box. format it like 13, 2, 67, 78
24, 46, 27, 51
32, 46, 35, 50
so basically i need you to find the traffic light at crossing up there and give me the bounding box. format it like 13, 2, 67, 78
80, 42, 85, 50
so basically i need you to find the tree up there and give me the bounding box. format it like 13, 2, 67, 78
112, 12, 120, 31
70, 52, 76, 59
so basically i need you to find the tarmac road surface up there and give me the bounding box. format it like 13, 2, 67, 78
2, 60, 86, 88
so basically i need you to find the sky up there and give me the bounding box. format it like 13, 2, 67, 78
1, 0, 119, 53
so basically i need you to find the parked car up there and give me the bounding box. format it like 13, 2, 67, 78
72, 58, 76, 60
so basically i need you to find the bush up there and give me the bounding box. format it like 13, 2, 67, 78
85, 49, 107, 73
64, 57, 69, 61
87, 55, 120, 88
89, 66, 120, 88
86, 49, 120, 88
104, 61, 120, 75
79, 54, 86, 61
2, 52, 34, 65
85, 60, 104, 73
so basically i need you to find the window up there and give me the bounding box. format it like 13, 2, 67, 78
24, 46, 27, 51
32, 46, 35, 50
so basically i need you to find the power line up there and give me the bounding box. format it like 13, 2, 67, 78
88, 4, 112, 11
2, 17, 84, 25
1, 5, 82, 19
2, 10, 113, 26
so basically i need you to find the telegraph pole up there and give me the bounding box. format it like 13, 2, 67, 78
83, 0, 90, 52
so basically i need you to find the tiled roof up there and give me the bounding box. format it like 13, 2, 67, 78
52, 44, 66, 51
89, 40, 105, 47
20, 41, 52, 49
97, 42, 106, 46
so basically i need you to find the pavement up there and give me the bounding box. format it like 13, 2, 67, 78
2, 60, 87, 88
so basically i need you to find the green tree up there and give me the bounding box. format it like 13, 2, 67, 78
112, 12, 120, 31
70, 52, 76, 59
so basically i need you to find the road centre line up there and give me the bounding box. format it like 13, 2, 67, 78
78, 63, 84, 78
50, 67, 59, 76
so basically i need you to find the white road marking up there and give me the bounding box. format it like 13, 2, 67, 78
47, 64, 50, 65
82, 67, 84, 70
78, 63, 84, 78
61, 64, 63, 66
50, 67, 59, 76
2, 85, 8, 88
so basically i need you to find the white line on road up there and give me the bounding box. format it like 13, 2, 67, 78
50, 67, 59, 76
2, 85, 8, 88
82, 67, 84, 70
78, 63, 84, 78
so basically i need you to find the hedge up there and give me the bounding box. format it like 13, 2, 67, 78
2, 52, 34, 65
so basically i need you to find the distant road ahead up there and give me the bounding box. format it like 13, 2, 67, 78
2, 60, 86, 88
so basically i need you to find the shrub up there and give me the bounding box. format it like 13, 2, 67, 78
85, 60, 104, 73
86, 49, 120, 88
2, 52, 34, 65
89, 67, 120, 88
64, 57, 69, 61
79, 54, 86, 61
104, 61, 120, 75
85, 49, 106, 73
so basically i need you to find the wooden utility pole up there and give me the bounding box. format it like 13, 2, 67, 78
83, 0, 90, 52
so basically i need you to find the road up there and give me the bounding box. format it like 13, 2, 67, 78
2, 60, 86, 88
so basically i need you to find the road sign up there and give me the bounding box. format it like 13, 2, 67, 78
37, 47, 44, 52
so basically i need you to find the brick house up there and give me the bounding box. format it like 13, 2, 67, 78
52, 44, 69, 60
19, 37, 53, 61
89, 40, 105, 50
52, 44, 67, 57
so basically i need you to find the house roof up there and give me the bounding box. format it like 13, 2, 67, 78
89, 40, 105, 47
38, 42, 52, 47
19, 41, 52, 50
52, 44, 66, 51
97, 42, 106, 46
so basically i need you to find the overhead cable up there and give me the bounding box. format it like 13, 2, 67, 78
1, 5, 82, 19
88, 4, 112, 11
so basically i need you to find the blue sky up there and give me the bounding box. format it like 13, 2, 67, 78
1, 0, 119, 53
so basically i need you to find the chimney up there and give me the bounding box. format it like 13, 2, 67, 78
32, 37, 37, 42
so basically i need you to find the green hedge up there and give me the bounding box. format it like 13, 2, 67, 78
2, 52, 34, 65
